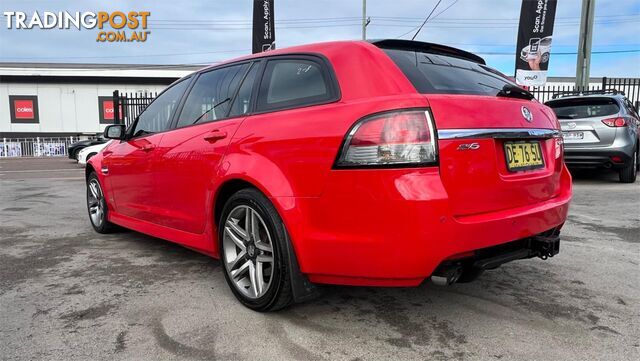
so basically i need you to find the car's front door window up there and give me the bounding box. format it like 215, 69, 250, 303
131, 78, 190, 137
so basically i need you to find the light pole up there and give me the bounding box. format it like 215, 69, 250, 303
575, 0, 595, 89
362, 0, 367, 40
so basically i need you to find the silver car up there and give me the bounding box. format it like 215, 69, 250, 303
545, 93, 639, 183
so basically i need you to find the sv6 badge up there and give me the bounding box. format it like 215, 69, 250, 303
457, 143, 480, 151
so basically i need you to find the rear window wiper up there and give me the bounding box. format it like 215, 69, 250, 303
496, 84, 535, 100
477, 82, 534, 100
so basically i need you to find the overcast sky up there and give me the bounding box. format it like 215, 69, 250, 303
0, 0, 638, 77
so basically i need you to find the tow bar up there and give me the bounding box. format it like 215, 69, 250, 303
531, 234, 560, 260
430, 230, 561, 286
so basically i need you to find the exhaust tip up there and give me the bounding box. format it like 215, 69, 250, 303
431, 275, 451, 286
430, 266, 463, 286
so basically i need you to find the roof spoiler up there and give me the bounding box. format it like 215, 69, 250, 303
368, 39, 486, 65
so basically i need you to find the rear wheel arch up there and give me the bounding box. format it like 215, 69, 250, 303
216, 184, 319, 309
214, 178, 261, 228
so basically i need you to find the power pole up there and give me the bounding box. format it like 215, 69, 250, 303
362, 0, 367, 40
575, 0, 596, 89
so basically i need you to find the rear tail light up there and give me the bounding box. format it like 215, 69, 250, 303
335, 109, 437, 167
554, 136, 564, 159
602, 117, 627, 127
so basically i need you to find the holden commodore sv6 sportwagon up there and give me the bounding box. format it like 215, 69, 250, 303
86, 39, 571, 311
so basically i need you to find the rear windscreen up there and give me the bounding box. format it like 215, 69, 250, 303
383, 48, 517, 96
546, 98, 620, 119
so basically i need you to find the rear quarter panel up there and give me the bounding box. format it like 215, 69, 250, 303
219, 42, 424, 198
221, 95, 431, 198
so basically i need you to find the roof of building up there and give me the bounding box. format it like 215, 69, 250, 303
0, 62, 206, 81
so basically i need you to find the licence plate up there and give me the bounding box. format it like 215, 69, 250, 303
504, 141, 545, 172
562, 131, 584, 140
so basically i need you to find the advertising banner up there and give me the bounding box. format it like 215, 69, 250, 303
32, 142, 66, 156
515, 0, 558, 86
0, 142, 22, 157
252, 0, 275, 53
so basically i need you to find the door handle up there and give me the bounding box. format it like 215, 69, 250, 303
141, 144, 156, 152
204, 130, 228, 143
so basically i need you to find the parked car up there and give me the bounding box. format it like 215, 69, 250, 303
520, 36, 552, 64
67, 134, 107, 160
78, 141, 111, 167
545, 92, 639, 183
86, 39, 571, 311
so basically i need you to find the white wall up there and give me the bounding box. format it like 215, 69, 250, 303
0, 82, 167, 135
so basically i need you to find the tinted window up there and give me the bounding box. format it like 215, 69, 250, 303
624, 99, 639, 118
176, 63, 249, 128
383, 49, 517, 96
546, 98, 620, 119
229, 63, 259, 117
257, 59, 332, 111
133, 79, 189, 137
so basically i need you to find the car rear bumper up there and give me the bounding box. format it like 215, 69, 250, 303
274, 165, 572, 287
564, 141, 635, 168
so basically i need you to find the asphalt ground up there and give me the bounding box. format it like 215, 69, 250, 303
0, 157, 638, 361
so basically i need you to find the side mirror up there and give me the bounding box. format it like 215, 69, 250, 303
104, 124, 126, 140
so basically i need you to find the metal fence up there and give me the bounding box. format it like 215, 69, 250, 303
0, 136, 86, 158
530, 77, 640, 106
113, 90, 158, 127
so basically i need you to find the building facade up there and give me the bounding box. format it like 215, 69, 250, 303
0, 63, 201, 138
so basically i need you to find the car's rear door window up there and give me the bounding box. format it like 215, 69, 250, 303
176, 63, 250, 128
256, 58, 337, 112
228, 63, 260, 117
546, 98, 620, 119
383, 48, 517, 96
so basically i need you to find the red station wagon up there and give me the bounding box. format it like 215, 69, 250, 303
87, 40, 572, 311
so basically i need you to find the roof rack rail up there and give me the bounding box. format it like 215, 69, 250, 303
368, 39, 486, 65
551, 89, 625, 99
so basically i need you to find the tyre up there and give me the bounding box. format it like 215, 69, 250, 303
86, 172, 116, 233
541, 52, 550, 63
86, 153, 97, 162
219, 188, 293, 311
619, 147, 637, 183
73, 148, 82, 160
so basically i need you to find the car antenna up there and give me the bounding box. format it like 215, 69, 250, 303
411, 0, 443, 41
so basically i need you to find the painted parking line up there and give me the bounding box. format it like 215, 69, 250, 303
0, 169, 81, 173
41, 177, 85, 180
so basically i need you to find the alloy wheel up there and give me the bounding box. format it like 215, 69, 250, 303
87, 179, 104, 227
222, 205, 275, 299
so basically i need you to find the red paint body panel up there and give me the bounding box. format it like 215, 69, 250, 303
153, 118, 245, 234
271, 165, 570, 285
87, 40, 572, 287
